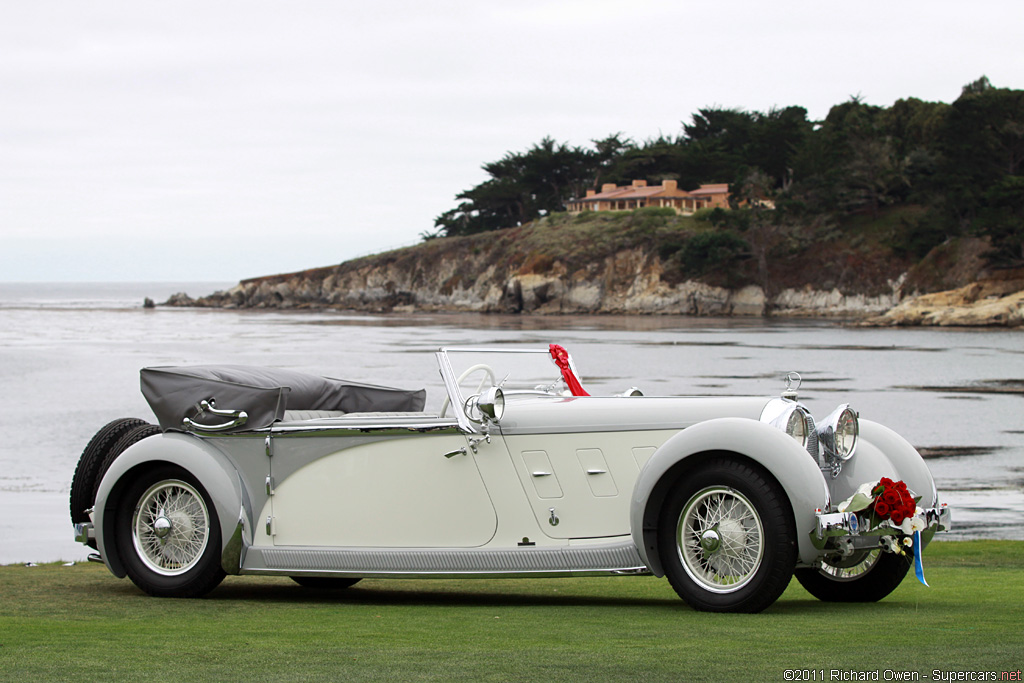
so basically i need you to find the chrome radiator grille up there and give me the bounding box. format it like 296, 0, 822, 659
805, 414, 819, 459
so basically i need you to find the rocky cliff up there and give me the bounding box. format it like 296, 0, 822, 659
174, 246, 902, 318
862, 269, 1024, 327
165, 214, 1022, 325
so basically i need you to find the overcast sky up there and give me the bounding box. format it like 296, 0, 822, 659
2, 1, 1021, 283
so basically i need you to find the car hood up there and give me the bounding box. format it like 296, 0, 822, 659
495, 395, 772, 435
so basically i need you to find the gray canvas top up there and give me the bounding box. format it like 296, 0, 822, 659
141, 365, 426, 432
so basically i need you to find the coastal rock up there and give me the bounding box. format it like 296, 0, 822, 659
179, 260, 900, 319
773, 285, 901, 318
168, 231, 1019, 325
863, 273, 1024, 327
162, 292, 195, 306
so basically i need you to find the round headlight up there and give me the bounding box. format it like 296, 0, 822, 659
818, 403, 859, 461
760, 399, 810, 449
833, 406, 858, 459
785, 408, 808, 446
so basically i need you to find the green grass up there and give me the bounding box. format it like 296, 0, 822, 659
1, 541, 1022, 682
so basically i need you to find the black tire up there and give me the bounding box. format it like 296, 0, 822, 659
115, 464, 226, 598
795, 549, 911, 602
93, 423, 162, 503
658, 458, 797, 613
290, 576, 362, 590
70, 418, 150, 533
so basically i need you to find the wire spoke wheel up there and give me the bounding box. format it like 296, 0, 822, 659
677, 486, 765, 593
795, 546, 910, 602
818, 549, 881, 581
132, 479, 211, 576
116, 465, 225, 597
658, 458, 795, 612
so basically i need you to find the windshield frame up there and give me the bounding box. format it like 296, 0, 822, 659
436, 346, 570, 432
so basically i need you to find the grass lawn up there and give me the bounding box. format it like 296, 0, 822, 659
1, 540, 1021, 682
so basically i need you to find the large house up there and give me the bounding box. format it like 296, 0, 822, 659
565, 180, 730, 215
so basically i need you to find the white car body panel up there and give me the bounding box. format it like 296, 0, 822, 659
505, 430, 677, 540
262, 433, 498, 549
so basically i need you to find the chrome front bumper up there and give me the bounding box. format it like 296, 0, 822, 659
813, 503, 951, 546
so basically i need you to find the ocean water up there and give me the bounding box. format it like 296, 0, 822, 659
1, 282, 1021, 564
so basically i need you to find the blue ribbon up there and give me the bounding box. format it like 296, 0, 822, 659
913, 530, 929, 587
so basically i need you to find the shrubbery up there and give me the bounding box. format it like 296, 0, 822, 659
678, 231, 749, 274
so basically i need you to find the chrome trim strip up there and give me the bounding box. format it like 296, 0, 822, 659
267, 422, 462, 438
245, 541, 646, 576
198, 420, 463, 439
439, 347, 554, 355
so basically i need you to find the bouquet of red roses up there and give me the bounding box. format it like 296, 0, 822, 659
838, 476, 923, 533
870, 477, 917, 526
837, 476, 932, 586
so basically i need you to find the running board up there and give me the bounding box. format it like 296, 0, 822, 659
242, 541, 648, 578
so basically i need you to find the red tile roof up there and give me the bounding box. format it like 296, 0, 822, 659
578, 182, 691, 202
687, 183, 729, 197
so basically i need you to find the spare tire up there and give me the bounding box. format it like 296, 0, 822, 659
70, 418, 150, 529
93, 423, 163, 503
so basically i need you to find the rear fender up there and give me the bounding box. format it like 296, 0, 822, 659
94, 432, 249, 578
630, 418, 830, 576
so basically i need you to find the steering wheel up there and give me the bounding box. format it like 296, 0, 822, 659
440, 364, 497, 417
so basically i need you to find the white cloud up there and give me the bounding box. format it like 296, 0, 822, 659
1, 0, 1021, 281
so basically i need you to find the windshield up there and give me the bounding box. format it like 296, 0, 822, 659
437, 347, 580, 408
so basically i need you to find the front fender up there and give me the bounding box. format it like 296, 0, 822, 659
833, 419, 937, 508
94, 432, 248, 578
630, 418, 830, 576
827, 419, 939, 548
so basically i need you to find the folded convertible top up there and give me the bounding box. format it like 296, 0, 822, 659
141, 365, 426, 432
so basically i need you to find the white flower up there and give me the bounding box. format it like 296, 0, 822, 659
838, 481, 877, 512
898, 513, 926, 535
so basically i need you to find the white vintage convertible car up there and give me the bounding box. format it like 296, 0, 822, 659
71, 345, 949, 612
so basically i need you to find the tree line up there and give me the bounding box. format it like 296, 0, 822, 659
431, 77, 1023, 265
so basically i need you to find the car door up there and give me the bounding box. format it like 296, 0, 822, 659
264, 423, 498, 548
503, 430, 672, 539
